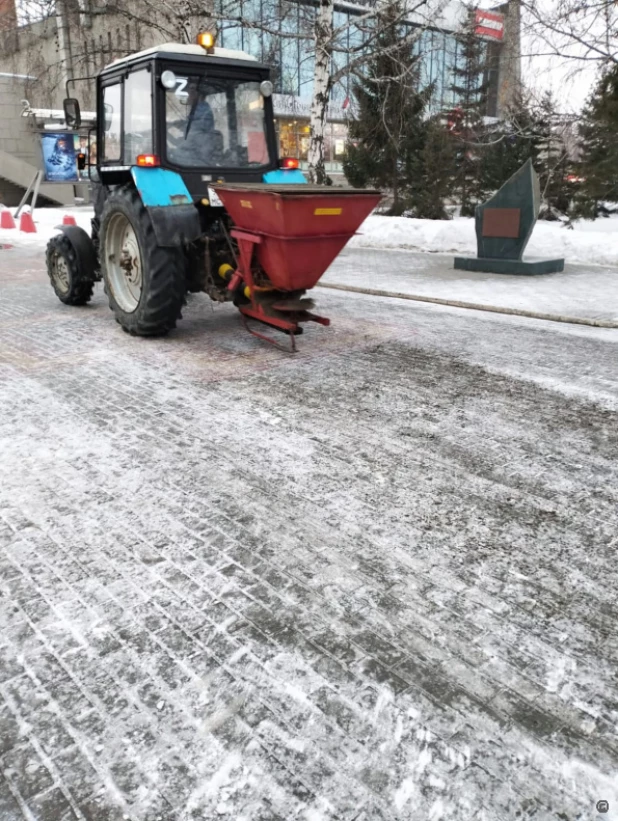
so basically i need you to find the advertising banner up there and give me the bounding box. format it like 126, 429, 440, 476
41, 133, 90, 183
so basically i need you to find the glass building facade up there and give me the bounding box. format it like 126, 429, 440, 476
216, 0, 490, 171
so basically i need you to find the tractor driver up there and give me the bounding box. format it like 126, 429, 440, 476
168, 79, 221, 166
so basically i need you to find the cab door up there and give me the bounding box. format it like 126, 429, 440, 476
122, 68, 154, 165
98, 63, 154, 184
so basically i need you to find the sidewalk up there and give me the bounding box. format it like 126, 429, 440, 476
324, 247, 618, 324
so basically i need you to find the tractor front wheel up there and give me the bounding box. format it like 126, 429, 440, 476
46, 234, 95, 305
100, 186, 185, 336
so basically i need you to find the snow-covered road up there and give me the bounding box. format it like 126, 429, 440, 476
1, 245, 617, 821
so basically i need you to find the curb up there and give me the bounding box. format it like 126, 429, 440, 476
317, 282, 618, 329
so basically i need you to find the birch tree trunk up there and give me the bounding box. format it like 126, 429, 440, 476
308, 0, 334, 185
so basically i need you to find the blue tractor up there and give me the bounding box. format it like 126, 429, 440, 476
45, 32, 306, 337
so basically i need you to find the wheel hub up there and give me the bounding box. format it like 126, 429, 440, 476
120, 242, 141, 285
51, 253, 70, 294
105, 213, 143, 313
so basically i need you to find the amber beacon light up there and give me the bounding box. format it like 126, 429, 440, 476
196, 32, 216, 52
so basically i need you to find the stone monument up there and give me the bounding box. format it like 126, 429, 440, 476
454, 159, 565, 275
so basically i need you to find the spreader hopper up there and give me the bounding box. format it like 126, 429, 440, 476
214, 183, 381, 349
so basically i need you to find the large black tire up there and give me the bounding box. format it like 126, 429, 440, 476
100, 185, 186, 337
46, 234, 95, 305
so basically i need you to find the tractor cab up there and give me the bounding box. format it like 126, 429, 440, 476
93, 38, 282, 197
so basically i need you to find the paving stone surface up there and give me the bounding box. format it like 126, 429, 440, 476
0, 245, 617, 820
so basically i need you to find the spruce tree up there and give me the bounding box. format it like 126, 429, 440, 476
573, 64, 618, 218
415, 117, 454, 219
534, 91, 572, 218
449, 14, 490, 216
343, 3, 432, 215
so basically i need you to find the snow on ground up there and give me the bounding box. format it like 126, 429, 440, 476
0, 245, 618, 820
0, 205, 93, 247
2, 206, 617, 270
350, 213, 618, 268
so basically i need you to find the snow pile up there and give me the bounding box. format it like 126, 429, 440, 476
2, 206, 617, 269
351, 214, 618, 267
0, 206, 93, 246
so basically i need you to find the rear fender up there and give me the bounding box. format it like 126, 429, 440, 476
56, 224, 100, 281
130, 167, 201, 247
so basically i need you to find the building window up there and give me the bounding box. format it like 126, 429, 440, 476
276, 118, 350, 167
220, 3, 496, 123
280, 1, 300, 95
331, 123, 347, 161
222, 24, 243, 52
278, 118, 310, 160
298, 37, 313, 99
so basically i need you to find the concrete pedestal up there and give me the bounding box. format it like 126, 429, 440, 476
454, 257, 565, 275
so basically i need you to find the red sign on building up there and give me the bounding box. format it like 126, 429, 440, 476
474, 9, 505, 41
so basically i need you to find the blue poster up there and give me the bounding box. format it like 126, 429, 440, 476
41, 133, 79, 182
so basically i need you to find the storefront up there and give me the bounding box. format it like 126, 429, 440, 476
276, 118, 348, 168
272, 94, 351, 175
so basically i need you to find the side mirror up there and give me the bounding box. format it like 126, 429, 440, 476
63, 98, 81, 129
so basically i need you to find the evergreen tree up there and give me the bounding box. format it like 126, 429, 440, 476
449, 13, 490, 216
343, 3, 432, 215
573, 64, 618, 218
533, 91, 572, 218
415, 117, 454, 219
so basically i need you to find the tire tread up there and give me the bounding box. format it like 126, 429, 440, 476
45, 234, 95, 306
100, 185, 186, 337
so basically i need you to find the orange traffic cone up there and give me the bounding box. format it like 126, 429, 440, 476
0, 207, 16, 229
62, 214, 76, 226
19, 208, 36, 234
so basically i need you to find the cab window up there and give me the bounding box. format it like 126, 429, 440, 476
124, 69, 153, 163
102, 83, 121, 162
165, 75, 270, 169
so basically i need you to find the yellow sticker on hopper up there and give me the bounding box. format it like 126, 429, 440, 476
240, 200, 253, 208
314, 207, 342, 215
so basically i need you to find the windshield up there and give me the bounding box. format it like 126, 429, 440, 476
165, 74, 271, 169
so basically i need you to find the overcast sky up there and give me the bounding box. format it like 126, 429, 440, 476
476, 0, 603, 115
521, 43, 599, 114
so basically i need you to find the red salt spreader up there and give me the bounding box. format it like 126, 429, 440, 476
214, 184, 381, 351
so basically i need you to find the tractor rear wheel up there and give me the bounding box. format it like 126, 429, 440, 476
100, 186, 185, 336
46, 234, 95, 305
